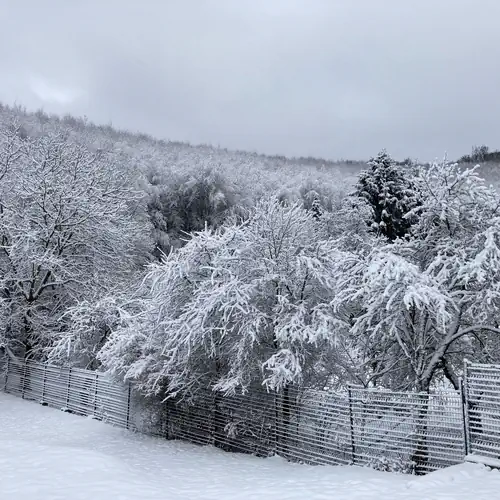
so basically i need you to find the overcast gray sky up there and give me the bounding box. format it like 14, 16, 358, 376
1, 0, 499, 161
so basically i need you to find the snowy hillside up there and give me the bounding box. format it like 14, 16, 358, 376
1, 394, 500, 499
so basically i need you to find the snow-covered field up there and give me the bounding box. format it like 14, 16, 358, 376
1, 393, 499, 499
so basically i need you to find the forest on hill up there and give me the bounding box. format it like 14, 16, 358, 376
1, 101, 500, 400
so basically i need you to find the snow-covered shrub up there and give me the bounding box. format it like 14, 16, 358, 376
127, 390, 170, 437
49, 295, 139, 369
99, 199, 353, 399
367, 456, 416, 475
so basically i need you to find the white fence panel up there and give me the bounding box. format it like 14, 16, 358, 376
3, 357, 131, 429
349, 387, 464, 473
465, 362, 500, 459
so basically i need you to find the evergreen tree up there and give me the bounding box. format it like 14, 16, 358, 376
353, 150, 421, 241
310, 197, 323, 220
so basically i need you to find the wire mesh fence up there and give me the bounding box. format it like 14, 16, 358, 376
144, 386, 466, 473
276, 387, 351, 466
464, 362, 500, 460
3, 356, 500, 474
163, 388, 278, 456
349, 387, 464, 473
2, 357, 131, 428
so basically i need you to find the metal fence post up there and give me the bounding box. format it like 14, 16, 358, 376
41, 363, 47, 402
347, 385, 356, 464
462, 360, 472, 456
21, 360, 27, 399
93, 373, 99, 416
4, 356, 9, 392
66, 367, 72, 409
459, 378, 469, 457
126, 383, 132, 430
273, 391, 280, 455
163, 398, 170, 440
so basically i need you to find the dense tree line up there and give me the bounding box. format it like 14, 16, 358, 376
1, 103, 500, 402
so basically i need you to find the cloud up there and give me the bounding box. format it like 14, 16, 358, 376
0, 0, 500, 161
29, 76, 82, 105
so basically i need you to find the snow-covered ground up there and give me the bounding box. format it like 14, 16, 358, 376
1, 393, 500, 499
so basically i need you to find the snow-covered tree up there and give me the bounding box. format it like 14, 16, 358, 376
309, 197, 323, 220
49, 295, 138, 369
332, 159, 500, 391
0, 124, 151, 359
99, 199, 350, 399
353, 150, 421, 241
145, 167, 236, 258
320, 196, 378, 254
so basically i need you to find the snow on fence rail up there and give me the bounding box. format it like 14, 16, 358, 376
2, 356, 500, 474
